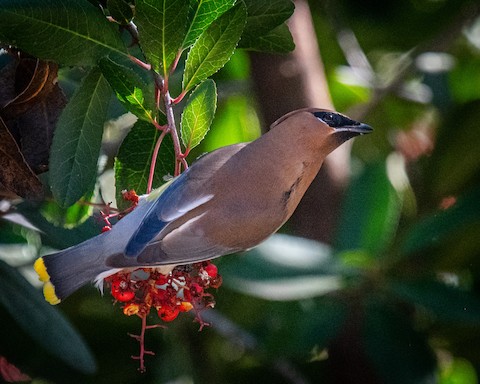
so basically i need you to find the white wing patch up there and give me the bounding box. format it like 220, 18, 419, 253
165, 194, 214, 220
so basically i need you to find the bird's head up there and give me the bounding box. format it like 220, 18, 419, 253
270, 108, 373, 153
311, 108, 372, 144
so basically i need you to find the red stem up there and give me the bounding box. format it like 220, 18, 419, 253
147, 129, 168, 194
137, 315, 148, 373
128, 55, 151, 71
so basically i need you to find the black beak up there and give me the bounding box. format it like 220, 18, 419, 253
333, 122, 373, 143
333, 122, 373, 136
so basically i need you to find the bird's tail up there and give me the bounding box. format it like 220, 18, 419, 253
34, 237, 108, 305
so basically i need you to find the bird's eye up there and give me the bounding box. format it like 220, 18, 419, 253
312, 111, 355, 128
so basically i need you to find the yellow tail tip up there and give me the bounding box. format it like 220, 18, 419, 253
33, 257, 50, 282
43, 281, 61, 305
34, 258, 61, 305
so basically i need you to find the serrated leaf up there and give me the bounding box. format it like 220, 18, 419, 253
334, 162, 402, 256
0, 260, 96, 373
180, 79, 217, 150
135, 0, 189, 77
220, 234, 342, 301
401, 184, 480, 255
99, 56, 155, 122
0, 0, 128, 66
239, 23, 295, 53
239, 0, 294, 47
182, 3, 246, 93
114, 118, 174, 210
49, 67, 111, 207
107, 0, 134, 25
182, 0, 236, 49
389, 279, 480, 324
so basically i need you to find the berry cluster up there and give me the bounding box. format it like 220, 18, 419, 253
104, 262, 221, 371
105, 261, 222, 324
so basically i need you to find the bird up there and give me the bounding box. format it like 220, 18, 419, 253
34, 108, 372, 304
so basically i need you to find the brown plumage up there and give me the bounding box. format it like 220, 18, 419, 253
34, 108, 372, 303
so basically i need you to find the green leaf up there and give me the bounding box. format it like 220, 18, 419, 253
264, 298, 347, 357
0, 0, 128, 66
16, 201, 100, 249
0, 260, 96, 373
440, 358, 478, 384
182, 2, 247, 93
389, 279, 480, 324
363, 300, 437, 384
401, 183, 480, 255
238, 0, 294, 49
99, 56, 155, 122
40, 192, 94, 229
220, 234, 342, 301
107, 0, 134, 25
180, 79, 217, 150
239, 23, 295, 53
182, 0, 236, 49
114, 118, 175, 210
49, 67, 112, 207
202, 95, 260, 151
135, 0, 189, 77
334, 161, 402, 256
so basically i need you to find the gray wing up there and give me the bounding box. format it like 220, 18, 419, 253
115, 143, 247, 266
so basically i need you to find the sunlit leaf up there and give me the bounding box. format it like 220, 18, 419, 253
0, 260, 96, 373
114, 118, 174, 210
99, 56, 155, 122
0, 0, 128, 66
201, 95, 260, 152
180, 79, 217, 150
440, 358, 478, 384
40, 191, 94, 229
182, 3, 246, 93
182, 0, 236, 49
135, 0, 189, 77
49, 67, 111, 207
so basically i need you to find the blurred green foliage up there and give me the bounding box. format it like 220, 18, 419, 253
1, 0, 480, 383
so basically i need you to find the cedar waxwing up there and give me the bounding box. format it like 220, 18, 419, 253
34, 108, 372, 304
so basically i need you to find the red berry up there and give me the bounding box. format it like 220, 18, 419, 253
101, 226, 111, 233
155, 275, 169, 286
158, 306, 180, 322
114, 290, 135, 302
204, 264, 218, 278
